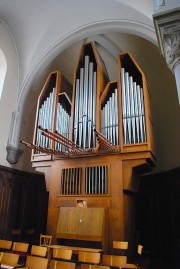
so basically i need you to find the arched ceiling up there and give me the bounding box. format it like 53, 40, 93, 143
0, 0, 155, 95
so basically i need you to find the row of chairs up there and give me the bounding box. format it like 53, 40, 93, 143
0, 234, 52, 251
0, 237, 143, 269
0, 252, 49, 269
49, 246, 143, 269
0, 235, 52, 268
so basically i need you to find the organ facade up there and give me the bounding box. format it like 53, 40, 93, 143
21, 42, 156, 254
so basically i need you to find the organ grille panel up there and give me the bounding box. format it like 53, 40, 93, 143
60, 168, 82, 195
60, 165, 108, 195
85, 166, 108, 194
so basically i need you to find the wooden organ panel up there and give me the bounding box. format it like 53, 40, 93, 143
56, 207, 105, 244
21, 41, 156, 255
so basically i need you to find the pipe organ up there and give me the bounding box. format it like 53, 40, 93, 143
21, 42, 156, 254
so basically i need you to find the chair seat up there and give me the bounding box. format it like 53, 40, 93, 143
124, 263, 138, 268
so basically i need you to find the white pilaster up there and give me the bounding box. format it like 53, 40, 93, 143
153, 8, 180, 105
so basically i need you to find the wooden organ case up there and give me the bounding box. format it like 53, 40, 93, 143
22, 42, 156, 254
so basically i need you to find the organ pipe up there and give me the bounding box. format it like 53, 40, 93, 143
22, 47, 151, 161
121, 68, 147, 144
73, 56, 97, 149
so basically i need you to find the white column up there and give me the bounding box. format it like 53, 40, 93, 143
153, 8, 180, 105
174, 63, 180, 105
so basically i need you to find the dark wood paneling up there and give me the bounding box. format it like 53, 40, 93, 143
0, 165, 49, 242
136, 167, 180, 269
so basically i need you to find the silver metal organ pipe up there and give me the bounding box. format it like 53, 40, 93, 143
125, 72, 131, 144
78, 67, 84, 148
36, 88, 56, 152
111, 92, 115, 145
109, 97, 112, 142
74, 79, 80, 145
140, 87, 146, 142
74, 57, 96, 149
88, 62, 93, 148
133, 81, 140, 143
121, 68, 146, 144
92, 71, 97, 148
129, 76, 136, 143
83, 55, 89, 149
114, 88, 118, 145
121, 68, 127, 144
101, 87, 119, 146
54, 91, 71, 152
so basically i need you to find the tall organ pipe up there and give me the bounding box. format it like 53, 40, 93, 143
121, 68, 147, 144
74, 57, 96, 149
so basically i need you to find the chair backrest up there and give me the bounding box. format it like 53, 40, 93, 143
81, 264, 110, 269
31, 245, 47, 257
78, 251, 101, 265
0, 252, 19, 266
102, 254, 127, 268
0, 239, 12, 250
0, 251, 3, 262
12, 242, 29, 253
113, 241, 128, 250
138, 244, 143, 255
26, 255, 49, 269
50, 259, 76, 269
136, 244, 143, 268
52, 248, 72, 260
40, 234, 52, 246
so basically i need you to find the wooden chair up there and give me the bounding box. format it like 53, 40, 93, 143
40, 234, 52, 257
23, 255, 48, 269
0, 252, 20, 267
102, 254, 127, 269
12, 241, 29, 253
40, 234, 52, 247
52, 248, 72, 260
122, 245, 143, 269
11, 241, 29, 265
113, 241, 128, 255
31, 245, 48, 257
50, 259, 76, 269
0, 239, 12, 251
81, 265, 110, 269
78, 251, 101, 265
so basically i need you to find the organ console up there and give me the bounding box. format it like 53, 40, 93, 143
21, 41, 156, 254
